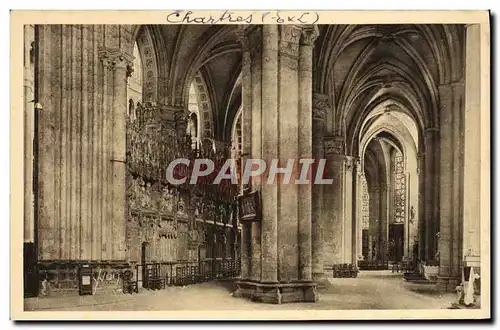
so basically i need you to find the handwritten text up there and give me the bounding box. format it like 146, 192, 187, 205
166, 11, 320, 25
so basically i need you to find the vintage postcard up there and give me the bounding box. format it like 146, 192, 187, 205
10, 10, 490, 320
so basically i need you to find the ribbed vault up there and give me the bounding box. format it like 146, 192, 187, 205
314, 24, 463, 156
129, 24, 242, 140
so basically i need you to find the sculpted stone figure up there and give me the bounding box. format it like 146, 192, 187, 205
159, 187, 175, 213
139, 181, 152, 209
177, 195, 187, 215
194, 200, 201, 218
128, 177, 139, 209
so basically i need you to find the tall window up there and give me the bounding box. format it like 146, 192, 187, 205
231, 110, 242, 159
127, 42, 143, 120
188, 83, 200, 149
231, 109, 243, 190
393, 151, 406, 223
361, 174, 370, 230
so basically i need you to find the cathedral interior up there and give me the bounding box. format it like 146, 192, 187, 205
22, 23, 484, 307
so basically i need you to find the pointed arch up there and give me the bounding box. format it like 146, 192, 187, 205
190, 70, 215, 140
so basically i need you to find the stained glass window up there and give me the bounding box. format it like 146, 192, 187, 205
393, 151, 405, 223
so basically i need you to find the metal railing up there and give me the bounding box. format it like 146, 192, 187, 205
132, 259, 241, 290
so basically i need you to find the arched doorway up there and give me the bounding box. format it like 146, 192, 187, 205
358, 107, 420, 268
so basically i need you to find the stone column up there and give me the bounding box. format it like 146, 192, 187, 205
323, 137, 346, 267
355, 160, 364, 263
259, 25, 278, 284
417, 152, 426, 260
297, 26, 318, 282
437, 81, 464, 291
24, 25, 35, 243
311, 93, 328, 283
36, 25, 62, 260
109, 50, 133, 260
379, 141, 391, 263
233, 25, 319, 304
237, 34, 252, 280
462, 24, 481, 268
321, 149, 358, 266
423, 128, 439, 261
378, 176, 389, 262
367, 181, 380, 260
350, 158, 360, 265
36, 25, 134, 263
344, 156, 355, 264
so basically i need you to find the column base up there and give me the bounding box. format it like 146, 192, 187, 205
313, 272, 330, 289
437, 276, 461, 292
233, 279, 318, 304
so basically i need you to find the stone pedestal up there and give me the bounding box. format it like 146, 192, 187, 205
236, 25, 319, 303
233, 280, 317, 304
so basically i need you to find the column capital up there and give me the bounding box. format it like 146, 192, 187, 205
324, 136, 345, 155
279, 25, 302, 59
312, 93, 330, 122
98, 47, 134, 71
300, 25, 320, 46
236, 26, 249, 50
238, 25, 263, 60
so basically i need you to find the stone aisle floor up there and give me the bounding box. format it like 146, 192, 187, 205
24, 270, 456, 311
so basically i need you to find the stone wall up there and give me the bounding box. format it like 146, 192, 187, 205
36, 25, 135, 262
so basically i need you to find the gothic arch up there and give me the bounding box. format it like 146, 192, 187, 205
230, 106, 243, 158
134, 26, 159, 102
181, 25, 240, 106
315, 24, 463, 93
347, 96, 424, 157
129, 24, 241, 140
190, 71, 215, 139
314, 24, 464, 147
127, 25, 170, 104
222, 72, 242, 141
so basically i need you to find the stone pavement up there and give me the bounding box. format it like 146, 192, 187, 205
24, 270, 456, 311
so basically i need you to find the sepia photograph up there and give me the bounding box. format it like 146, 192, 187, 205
10, 10, 491, 320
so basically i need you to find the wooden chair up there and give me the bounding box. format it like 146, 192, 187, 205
123, 269, 138, 294
147, 265, 166, 290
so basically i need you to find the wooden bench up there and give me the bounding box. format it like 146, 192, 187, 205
332, 264, 359, 278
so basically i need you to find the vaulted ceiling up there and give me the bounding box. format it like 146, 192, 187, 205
313, 24, 464, 155
133, 24, 242, 140
132, 24, 463, 147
